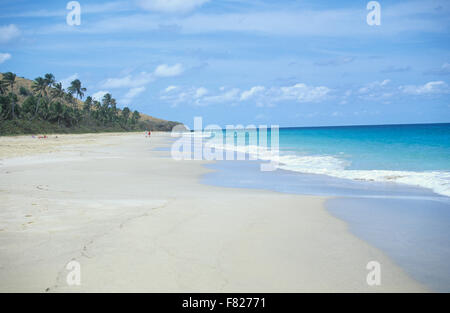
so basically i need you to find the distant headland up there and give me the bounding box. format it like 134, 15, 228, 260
0, 72, 181, 135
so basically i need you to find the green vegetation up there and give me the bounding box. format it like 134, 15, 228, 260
0, 72, 181, 136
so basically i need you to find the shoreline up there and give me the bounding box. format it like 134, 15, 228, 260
203, 160, 450, 292
0, 132, 426, 292
327, 196, 450, 292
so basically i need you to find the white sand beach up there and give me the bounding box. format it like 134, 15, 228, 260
0, 132, 425, 292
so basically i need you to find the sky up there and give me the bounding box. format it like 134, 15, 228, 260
0, 0, 449, 128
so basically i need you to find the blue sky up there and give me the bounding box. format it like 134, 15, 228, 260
0, 0, 449, 127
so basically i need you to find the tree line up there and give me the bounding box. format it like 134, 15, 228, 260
0, 72, 143, 133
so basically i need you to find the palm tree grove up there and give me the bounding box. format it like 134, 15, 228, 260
0, 72, 180, 135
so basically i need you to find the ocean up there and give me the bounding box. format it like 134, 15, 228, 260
205, 123, 450, 197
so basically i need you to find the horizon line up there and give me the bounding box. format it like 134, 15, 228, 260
186, 121, 450, 131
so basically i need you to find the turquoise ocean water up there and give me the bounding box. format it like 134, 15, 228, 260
207, 123, 450, 197
278, 123, 450, 171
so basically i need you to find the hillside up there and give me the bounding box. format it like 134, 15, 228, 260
0, 73, 182, 135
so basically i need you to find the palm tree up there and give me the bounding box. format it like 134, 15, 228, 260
109, 98, 118, 122
37, 97, 50, 120
50, 82, 65, 101
49, 101, 64, 126
111, 98, 117, 109
2, 72, 16, 91
44, 73, 55, 88
0, 79, 8, 95
10, 93, 18, 119
67, 79, 86, 100
121, 107, 130, 121
65, 92, 75, 107
93, 100, 101, 110
83, 96, 93, 113
102, 93, 112, 108
83, 96, 94, 125
32, 77, 48, 118
91, 100, 101, 120
62, 106, 74, 127
2, 72, 17, 118
99, 93, 112, 123
131, 110, 140, 124
32, 77, 47, 98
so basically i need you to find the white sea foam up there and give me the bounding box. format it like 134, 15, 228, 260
278, 160, 450, 198
206, 142, 450, 197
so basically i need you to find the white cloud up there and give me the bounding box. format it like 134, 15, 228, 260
92, 90, 109, 101
160, 86, 197, 107
202, 88, 240, 104
356, 81, 394, 101
194, 87, 208, 98
277, 83, 331, 103
358, 79, 390, 94
0, 24, 20, 42
161, 92, 185, 107
102, 71, 153, 88
160, 86, 236, 107
380, 79, 390, 86
102, 65, 183, 91
240, 86, 265, 101
103, 76, 134, 88
60, 73, 79, 89
164, 85, 177, 93
154, 63, 184, 77
125, 86, 146, 98
161, 83, 331, 107
400, 81, 449, 95
0, 53, 11, 64
161, 78, 449, 108
121, 86, 146, 104
137, 0, 209, 13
